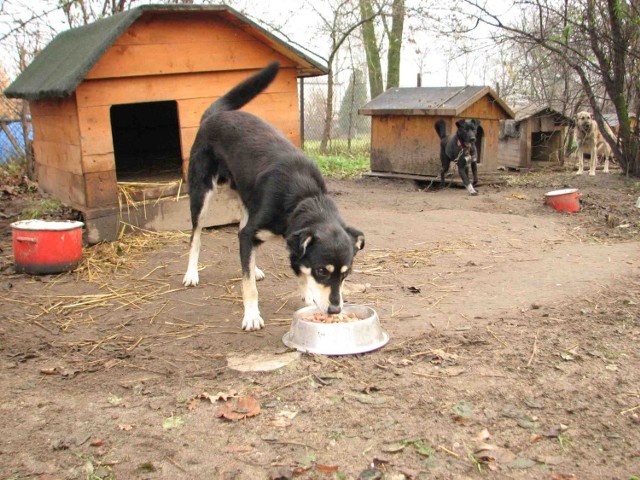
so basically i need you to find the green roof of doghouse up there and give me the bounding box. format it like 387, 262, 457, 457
359, 86, 514, 118
4, 4, 328, 101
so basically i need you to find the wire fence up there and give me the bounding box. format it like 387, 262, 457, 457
300, 73, 371, 158
0, 96, 30, 165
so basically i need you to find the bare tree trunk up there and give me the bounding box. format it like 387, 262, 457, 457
359, 0, 384, 98
320, 70, 335, 153
386, 0, 404, 89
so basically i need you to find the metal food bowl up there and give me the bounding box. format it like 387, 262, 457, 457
282, 304, 389, 355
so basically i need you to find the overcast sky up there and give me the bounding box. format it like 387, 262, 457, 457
0, 0, 517, 89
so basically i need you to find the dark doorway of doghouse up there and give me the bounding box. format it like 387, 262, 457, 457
475, 127, 485, 163
531, 131, 560, 162
111, 100, 183, 183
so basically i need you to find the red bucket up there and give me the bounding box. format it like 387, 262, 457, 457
544, 188, 581, 213
11, 220, 84, 274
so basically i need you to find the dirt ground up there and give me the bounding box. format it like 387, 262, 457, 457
1, 168, 639, 480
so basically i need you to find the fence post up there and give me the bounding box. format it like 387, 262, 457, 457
299, 77, 305, 149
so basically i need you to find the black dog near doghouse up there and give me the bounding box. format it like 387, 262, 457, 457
435, 119, 483, 195
182, 62, 365, 331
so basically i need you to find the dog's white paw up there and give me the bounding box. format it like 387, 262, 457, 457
255, 267, 266, 281
242, 312, 265, 331
575, 169, 584, 175
603, 168, 610, 173
589, 170, 596, 176
183, 269, 200, 287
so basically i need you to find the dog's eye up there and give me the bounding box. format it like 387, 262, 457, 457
315, 267, 329, 277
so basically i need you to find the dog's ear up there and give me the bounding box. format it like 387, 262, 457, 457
345, 226, 365, 252
455, 119, 464, 129
473, 119, 481, 129
287, 228, 313, 258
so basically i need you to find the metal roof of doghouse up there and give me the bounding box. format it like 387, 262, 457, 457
359, 86, 514, 118
4, 4, 328, 101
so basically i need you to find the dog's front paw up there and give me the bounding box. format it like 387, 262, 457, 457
466, 184, 478, 195
242, 312, 265, 331
183, 269, 200, 287
589, 170, 596, 176
255, 267, 266, 281
603, 167, 610, 173
575, 169, 584, 175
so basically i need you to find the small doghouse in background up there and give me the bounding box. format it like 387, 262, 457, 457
359, 86, 514, 182
602, 112, 638, 136
498, 105, 572, 170
5, 4, 326, 242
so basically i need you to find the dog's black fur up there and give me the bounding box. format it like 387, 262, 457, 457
183, 62, 364, 331
435, 119, 483, 195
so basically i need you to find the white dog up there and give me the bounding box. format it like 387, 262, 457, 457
573, 111, 614, 175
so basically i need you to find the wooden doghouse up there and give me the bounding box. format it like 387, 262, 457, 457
603, 112, 638, 136
359, 86, 514, 182
498, 105, 572, 170
4, 4, 326, 242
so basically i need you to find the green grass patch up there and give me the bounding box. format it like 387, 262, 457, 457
308, 153, 370, 179
19, 196, 64, 220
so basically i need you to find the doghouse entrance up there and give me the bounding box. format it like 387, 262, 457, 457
532, 131, 561, 162
111, 100, 183, 183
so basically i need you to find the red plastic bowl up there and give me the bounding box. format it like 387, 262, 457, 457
545, 188, 581, 213
11, 220, 84, 274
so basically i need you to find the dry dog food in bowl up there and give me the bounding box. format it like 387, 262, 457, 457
283, 304, 389, 355
302, 311, 361, 323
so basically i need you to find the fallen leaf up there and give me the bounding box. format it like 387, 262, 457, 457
550, 474, 577, 480
512, 193, 526, 200
277, 409, 298, 420
315, 464, 339, 473
138, 462, 156, 473
269, 466, 293, 480
473, 443, 516, 465
452, 401, 473, 423
271, 417, 291, 428
406, 286, 421, 294
529, 434, 543, 443
381, 442, 406, 453
90, 439, 105, 447
542, 424, 568, 438
476, 428, 491, 441
187, 398, 199, 411
216, 396, 261, 421
118, 424, 134, 431
162, 415, 184, 430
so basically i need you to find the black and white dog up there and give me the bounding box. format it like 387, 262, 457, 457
182, 62, 365, 331
435, 119, 483, 195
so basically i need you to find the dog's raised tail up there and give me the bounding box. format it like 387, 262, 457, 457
434, 119, 447, 140
203, 61, 280, 118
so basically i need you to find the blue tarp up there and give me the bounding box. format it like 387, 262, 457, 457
0, 121, 32, 163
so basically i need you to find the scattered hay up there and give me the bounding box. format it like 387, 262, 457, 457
77, 224, 189, 281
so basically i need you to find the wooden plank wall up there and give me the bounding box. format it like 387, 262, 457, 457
29, 96, 86, 206
370, 116, 442, 176
73, 12, 301, 208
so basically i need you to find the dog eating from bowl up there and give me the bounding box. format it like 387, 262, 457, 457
182, 62, 365, 331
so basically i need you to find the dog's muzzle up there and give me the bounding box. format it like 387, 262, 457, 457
328, 304, 341, 314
